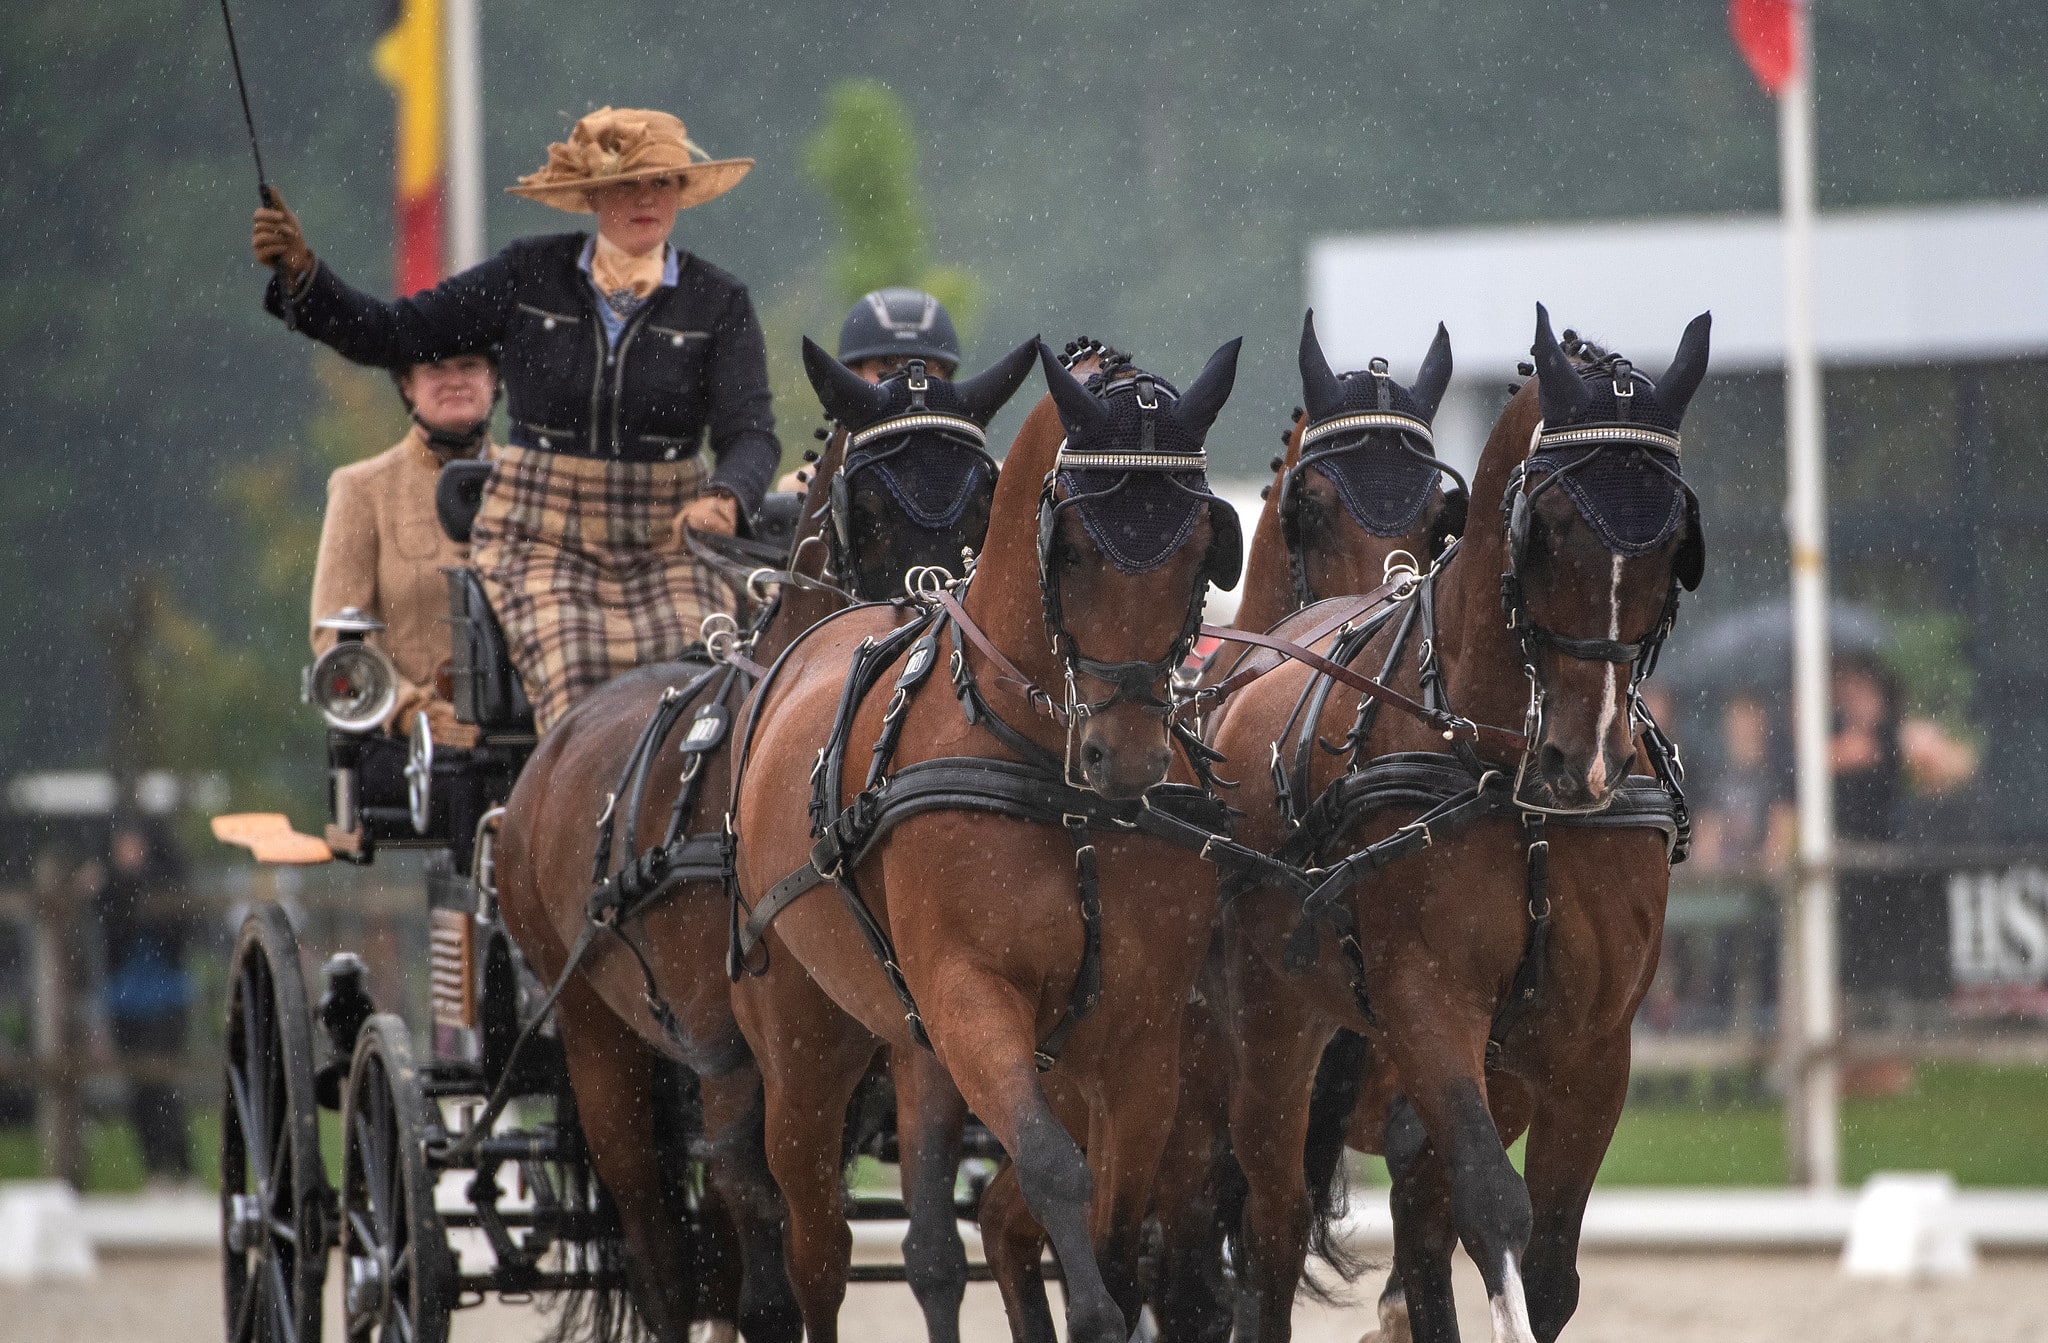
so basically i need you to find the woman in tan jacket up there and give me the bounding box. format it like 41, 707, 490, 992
309, 350, 499, 750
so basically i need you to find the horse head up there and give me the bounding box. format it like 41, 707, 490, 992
1031, 337, 1243, 799
1508, 303, 1709, 810
801, 335, 1039, 599
1281, 310, 1462, 604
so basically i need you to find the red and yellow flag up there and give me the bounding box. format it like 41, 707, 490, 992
373, 0, 443, 296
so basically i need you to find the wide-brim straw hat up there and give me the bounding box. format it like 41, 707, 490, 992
507, 107, 753, 213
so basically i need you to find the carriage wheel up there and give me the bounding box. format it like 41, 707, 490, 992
221, 904, 329, 1343
339, 1015, 456, 1343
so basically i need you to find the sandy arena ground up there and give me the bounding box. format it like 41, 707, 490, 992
6, 1249, 2046, 1343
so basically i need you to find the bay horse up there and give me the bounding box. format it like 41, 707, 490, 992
492, 335, 1037, 1342
727, 339, 1244, 1343
1209, 305, 1707, 1342
1148, 310, 1464, 1341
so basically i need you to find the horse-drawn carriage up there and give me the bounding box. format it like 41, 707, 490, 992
219, 468, 923, 1343
221, 462, 634, 1343
217, 309, 1711, 1343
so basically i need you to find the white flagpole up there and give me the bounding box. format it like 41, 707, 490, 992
444, 0, 485, 271
1779, 0, 1839, 1190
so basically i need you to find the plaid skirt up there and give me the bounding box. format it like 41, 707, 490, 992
471, 446, 736, 733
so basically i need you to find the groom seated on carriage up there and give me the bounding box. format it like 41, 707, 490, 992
309, 344, 501, 751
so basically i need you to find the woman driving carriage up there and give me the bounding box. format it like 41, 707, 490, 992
252, 107, 777, 732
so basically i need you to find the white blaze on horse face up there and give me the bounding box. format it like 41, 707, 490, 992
1488, 1250, 1538, 1343
1586, 552, 1625, 796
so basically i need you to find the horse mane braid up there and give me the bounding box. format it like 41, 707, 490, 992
1059, 336, 1135, 385
1560, 328, 1620, 370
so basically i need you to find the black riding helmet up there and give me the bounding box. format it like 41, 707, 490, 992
390, 342, 502, 456
837, 288, 961, 373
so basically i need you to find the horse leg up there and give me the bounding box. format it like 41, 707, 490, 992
892, 1045, 971, 1343
1516, 1041, 1628, 1343
553, 978, 699, 1341
976, 1162, 1058, 1343
1367, 1095, 1460, 1343
756, 1025, 876, 1343
1149, 1088, 1236, 1343
1380, 1025, 1534, 1343
1222, 942, 1335, 1343
1150, 978, 1238, 1343
698, 1065, 802, 1343
926, 978, 1125, 1343
1078, 1027, 1188, 1332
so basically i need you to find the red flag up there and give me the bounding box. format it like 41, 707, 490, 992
1730, 0, 1798, 97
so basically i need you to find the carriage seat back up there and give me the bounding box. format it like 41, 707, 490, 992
751, 490, 803, 560
436, 458, 493, 544
444, 567, 534, 731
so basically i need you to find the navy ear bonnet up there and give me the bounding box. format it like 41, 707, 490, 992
846, 372, 995, 531
1303, 371, 1442, 538
1057, 371, 1231, 577
1529, 363, 1688, 556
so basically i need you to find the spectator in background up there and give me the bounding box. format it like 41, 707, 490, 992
1693, 691, 1793, 872
85, 815, 195, 1189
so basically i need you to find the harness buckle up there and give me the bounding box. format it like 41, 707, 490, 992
1397, 820, 1433, 848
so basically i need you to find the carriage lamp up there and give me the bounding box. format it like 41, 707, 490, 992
306, 608, 399, 732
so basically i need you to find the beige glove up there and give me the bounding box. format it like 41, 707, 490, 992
386, 681, 479, 751
252, 189, 316, 286
671, 489, 740, 547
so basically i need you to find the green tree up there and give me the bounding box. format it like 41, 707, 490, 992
803, 79, 980, 332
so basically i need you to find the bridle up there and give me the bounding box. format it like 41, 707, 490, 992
1281, 357, 1469, 608
1499, 360, 1700, 813
1033, 372, 1241, 783
825, 358, 1000, 594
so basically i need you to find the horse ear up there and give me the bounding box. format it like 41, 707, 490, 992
952, 336, 1040, 427
1038, 340, 1108, 441
1176, 337, 1243, 441
1659, 311, 1713, 422
1410, 322, 1453, 423
803, 336, 891, 427
1531, 304, 1591, 425
1297, 310, 1344, 422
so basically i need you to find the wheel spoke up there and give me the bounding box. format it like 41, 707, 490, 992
392, 1240, 414, 1286
266, 1109, 295, 1216
265, 1249, 300, 1343
268, 1214, 299, 1247
224, 1057, 270, 1189
348, 1207, 381, 1256
230, 1266, 260, 1343
351, 1107, 391, 1232
390, 1298, 415, 1343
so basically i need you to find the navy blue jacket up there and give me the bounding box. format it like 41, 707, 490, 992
266, 233, 779, 509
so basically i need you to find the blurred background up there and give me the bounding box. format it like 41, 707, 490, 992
2, 0, 2046, 1204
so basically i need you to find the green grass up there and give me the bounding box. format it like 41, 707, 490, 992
5, 1065, 2047, 1191
0, 1108, 346, 1194
1600, 1063, 2048, 1186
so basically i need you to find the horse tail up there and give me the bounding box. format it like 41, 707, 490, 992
1300, 1027, 1370, 1296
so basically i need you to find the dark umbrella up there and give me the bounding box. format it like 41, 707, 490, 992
1663, 599, 1893, 692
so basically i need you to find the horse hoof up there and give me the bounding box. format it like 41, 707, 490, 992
1358, 1291, 1413, 1343
1066, 1301, 1127, 1343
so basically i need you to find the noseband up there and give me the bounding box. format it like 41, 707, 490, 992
1500, 363, 1696, 812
